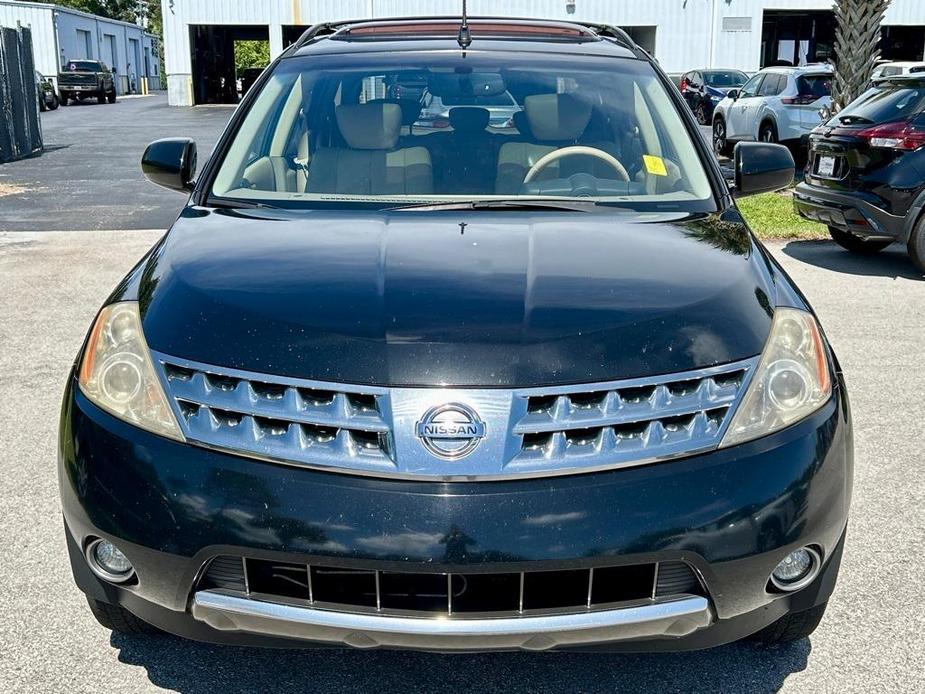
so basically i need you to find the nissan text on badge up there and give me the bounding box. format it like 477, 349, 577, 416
60, 17, 852, 652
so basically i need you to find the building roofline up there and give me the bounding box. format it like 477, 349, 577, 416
0, 0, 150, 33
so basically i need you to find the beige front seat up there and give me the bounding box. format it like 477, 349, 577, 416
495, 93, 621, 194
307, 102, 433, 195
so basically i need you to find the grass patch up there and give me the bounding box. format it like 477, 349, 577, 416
737, 188, 828, 240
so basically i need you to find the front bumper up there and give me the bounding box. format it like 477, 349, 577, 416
191, 590, 711, 651
60, 374, 852, 651
793, 181, 905, 241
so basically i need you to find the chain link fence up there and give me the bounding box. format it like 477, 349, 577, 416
0, 25, 43, 164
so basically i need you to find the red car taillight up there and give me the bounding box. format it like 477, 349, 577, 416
856, 119, 925, 151
680, 78, 689, 93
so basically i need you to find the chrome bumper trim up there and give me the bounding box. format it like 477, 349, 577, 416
191, 590, 713, 651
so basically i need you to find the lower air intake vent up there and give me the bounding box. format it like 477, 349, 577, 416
200, 556, 246, 592
655, 561, 703, 597
197, 556, 707, 617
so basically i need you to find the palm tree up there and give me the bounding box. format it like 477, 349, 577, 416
832, 0, 892, 111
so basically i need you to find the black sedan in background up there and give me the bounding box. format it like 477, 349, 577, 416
35, 71, 59, 111
681, 69, 748, 124
794, 75, 925, 271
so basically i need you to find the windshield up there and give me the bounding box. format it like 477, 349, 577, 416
835, 84, 925, 124
64, 60, 101, 72
211, 53, 714, 211
703, 71, 747, 88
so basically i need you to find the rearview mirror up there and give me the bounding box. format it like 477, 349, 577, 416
142, 138, 197, 193
733, 142, 794, 197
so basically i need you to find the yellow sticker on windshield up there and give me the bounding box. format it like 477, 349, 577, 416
643, 155, 668, 177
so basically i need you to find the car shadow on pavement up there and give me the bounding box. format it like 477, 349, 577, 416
782, 240, 923, 280
111, 633, 810, 693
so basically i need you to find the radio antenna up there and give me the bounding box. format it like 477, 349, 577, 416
457, 0, 472, 49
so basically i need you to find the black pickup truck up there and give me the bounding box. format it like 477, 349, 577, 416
58, 60, 116, 105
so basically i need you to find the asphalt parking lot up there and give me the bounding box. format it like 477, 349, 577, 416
1, 95, 924, 693
0, 95, 232, 232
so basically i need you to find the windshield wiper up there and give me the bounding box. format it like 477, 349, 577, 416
207, 197, 284, 211
385, 199, 601, 213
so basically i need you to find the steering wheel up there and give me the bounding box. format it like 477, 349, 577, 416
523, 145, 631, 185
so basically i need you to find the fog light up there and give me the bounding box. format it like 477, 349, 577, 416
85, 538, 135, 583
770, 547, 821, 591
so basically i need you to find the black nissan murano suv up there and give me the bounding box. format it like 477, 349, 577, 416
59, 18, 852, 652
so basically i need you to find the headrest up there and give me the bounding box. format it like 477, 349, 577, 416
524, 93, 592, 141
512, 110, 531, 137
336, 102, 401, 150
367, 98, 423, 127
449, 107, 490, 133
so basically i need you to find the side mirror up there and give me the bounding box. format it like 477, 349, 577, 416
141, 138, 197, 193
727, 89, 740, 101
733, 142, 794, 197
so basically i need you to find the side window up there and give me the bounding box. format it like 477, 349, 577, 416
758, 74, 783, 97
881, 66, 902, 77
693, 72, 703, 88
739, 74, 764, 98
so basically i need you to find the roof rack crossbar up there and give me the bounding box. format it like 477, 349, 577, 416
290, 17, 641, 52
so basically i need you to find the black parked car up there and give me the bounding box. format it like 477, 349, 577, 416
794, 75, 925, 270
680, 69, 748, 124
61, 18, 851, 653
35, 71, 59, 111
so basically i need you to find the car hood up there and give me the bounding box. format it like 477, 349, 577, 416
122, 207, 778, 387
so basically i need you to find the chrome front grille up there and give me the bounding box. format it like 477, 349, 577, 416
154, 351, 756, 480
155, 353, 396, 475
507, 365, 748, 474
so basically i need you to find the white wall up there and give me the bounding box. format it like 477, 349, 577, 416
160, 0, 925, 105
0, 2, 57, 79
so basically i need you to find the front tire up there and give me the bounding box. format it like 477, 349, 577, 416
713, 117, 732, 158
107, 88, 117, 104
751, 602, 828, 644
906, 214, 925, 273
86, 598, 160, 635
49, 94, 59, 110
829, 226, 892, 254
97, 89, 106, 104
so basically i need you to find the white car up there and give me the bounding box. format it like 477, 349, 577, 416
712, 65, 833, 156
870, 61, 925, 81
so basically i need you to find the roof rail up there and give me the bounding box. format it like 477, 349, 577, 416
576, 23, 638, 52
292, 21, 350, 49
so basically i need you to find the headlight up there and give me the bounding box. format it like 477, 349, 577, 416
721, 308, 832, 447
78, 302, 183, 440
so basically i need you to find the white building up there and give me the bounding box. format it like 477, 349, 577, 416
0, 0, 160, 94
160, 0, 925, 106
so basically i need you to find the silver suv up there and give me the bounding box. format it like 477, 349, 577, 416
713, 65, 833, 156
